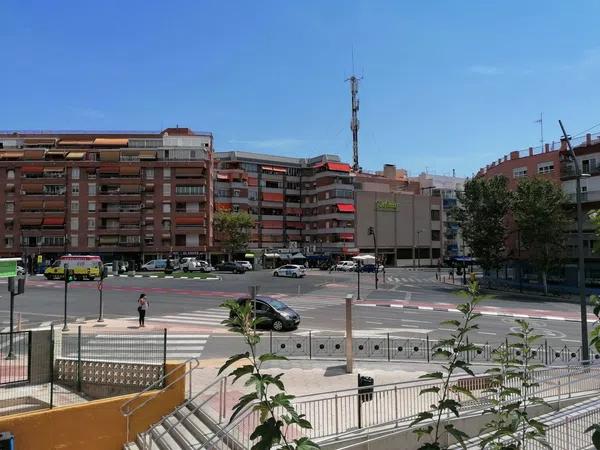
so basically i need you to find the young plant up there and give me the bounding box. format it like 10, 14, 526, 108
410, 280, 483, 450
479, 319, 549, 449
219, 299, 319, 450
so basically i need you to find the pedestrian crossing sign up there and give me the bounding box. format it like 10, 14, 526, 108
0, 258, 20, 278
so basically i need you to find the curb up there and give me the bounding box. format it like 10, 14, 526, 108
33, 274, 221, 281
364, 302, 594, 323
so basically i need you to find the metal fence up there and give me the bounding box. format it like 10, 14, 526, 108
265, 332, 598, 366
0, 331, 30, 385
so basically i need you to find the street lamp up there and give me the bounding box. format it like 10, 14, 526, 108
559, 120, 591, 363
414, 229, 424, 268
368, 226, 378, 289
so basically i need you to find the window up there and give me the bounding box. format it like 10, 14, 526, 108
88, 183, 96, 196
7, 170, 14, 180
216, 189, 230, 197
175, 185, 205, 195
162, 219, 171, 231
71, 167, 80, 179
162, 202, 171, 213
43, 236, 65, 246
70, 217, 79, 231
88, 201, 96, 212
70, 234, 78, 247
266, 181, 280, 188
248, 191, 258, 201
431, 230, 440, 241
6, 202, 14, 214
513, 167, 527, 178
71, 183, 79, 196
431, 210, 441, 221
163, 168, 171, 179
88, 236, 95, 248
44, 185, 65, 195
537, 162, 554, 174
233, 189, 240, 197
582, 159, 596, 174
240, 163, 257, 172
87, 218, 95, 230
145, 168, 154, 180
4, 237, 12, 248
232, 204, 240, 213
71, 200, 79, 213
163, 183, 171, 196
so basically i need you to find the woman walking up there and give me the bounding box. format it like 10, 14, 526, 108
137, 293, 149, 327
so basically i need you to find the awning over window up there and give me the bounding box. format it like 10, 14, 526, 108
120, 166, 140, 176
139, 150, 157, 160
339, 233, 354, 241
20, 218, 42, 226
0, 152, 24, 159
262, 192, 284, 202
337, 203, 355, 213
215, 203, 232, 212
120, 184, 140, 193
285, 207, 302, 215
314, 162, 351, 172
21, 184, 44, 193
24, 138, 55, 146
216, 173, 229, 181
93, 138, 128, 146
23, 150, 46, 160
98, 165, 120, 174
46, 151, 67, 157
21, 200, 43, 209
21, 166, 44, 174
44, 200, 64, 209
120, 216, 139, 224
286, 222, 304, 229
99, 236, 119, 244
66, 152, 86, 160
176, 168, 200, 177
175, 217, 204, 225
42, 217, 64, 226
261, 166, 286, 173
99, 151, 120, 161
262, 220, 283, 229
59, 140, 93, 145
43, 167, 65, 173
247, 177, 258, 187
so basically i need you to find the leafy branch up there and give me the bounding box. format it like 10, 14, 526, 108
220, 299, 319, 450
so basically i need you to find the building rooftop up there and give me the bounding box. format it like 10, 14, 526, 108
0, 128, 212, 139
214, 151, 342, 167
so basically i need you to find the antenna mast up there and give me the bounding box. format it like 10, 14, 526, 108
348, 75, 361, 172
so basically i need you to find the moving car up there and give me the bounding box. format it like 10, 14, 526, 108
215, 261, 246, 274
141, 259, 167, 271
187, 260, 214, 273
234, 296, 301, 331
357, 264, 385, 273
273, 264, 306, 278
180, 257, 198, 272
334, 261, 357, 271
235, 260, 253, 271
44, 255, 102, 280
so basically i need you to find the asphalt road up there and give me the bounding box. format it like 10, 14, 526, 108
0, 268, 591, 352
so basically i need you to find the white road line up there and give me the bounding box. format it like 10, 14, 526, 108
478, 331, 497, 336
402, 319, 432, 324
561, 339, 581, 343
365, 321, 383, 325
418, 306, 433, 310
439, 328, 454, 332
512, 314, 530, 318
480, 311, 499, 316
92, 334, 209, 338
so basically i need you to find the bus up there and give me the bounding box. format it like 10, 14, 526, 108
44, 255, 103, 280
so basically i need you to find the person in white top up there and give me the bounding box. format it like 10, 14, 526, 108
137, 293, 149, 327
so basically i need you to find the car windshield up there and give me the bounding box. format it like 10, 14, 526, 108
266, 299, 287, 310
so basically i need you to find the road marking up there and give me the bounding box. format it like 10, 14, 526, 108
561, 339, 581, 343
402, 319, 432, 324
478, 331, 497, 336
439, 328, 455, 332
366, 321, 383, 325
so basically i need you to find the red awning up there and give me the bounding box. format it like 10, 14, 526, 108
337, 203, 355, 213
21, 166, 44, 174
271, 166, 286, 173
340, 233, 354, 240
262, 221, 283, 229
42, 217, 65, 226
98, 165, 120, 174
216, 174, 229, 181
327, 162, 351, 172
262, 192, 284, 202
215, 203, 232, 212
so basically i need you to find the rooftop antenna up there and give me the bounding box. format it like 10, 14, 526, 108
534, 113, 543, 148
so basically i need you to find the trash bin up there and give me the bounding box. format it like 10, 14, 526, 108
358, 374, 374, 402
0, 431, 14, 450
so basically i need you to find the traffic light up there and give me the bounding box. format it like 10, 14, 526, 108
101, 265, 108, 280
64, 264, 74, 283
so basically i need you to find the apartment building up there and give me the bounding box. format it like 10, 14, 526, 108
0, 128, 213, 267
213, 152, 356, 260
354, 165, 443, 266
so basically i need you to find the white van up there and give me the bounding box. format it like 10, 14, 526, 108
141, 259, 168, 271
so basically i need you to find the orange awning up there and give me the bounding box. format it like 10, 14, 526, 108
66, 152, 86, 160
98, 165, 120, 174
93, 138, 128, 146
59, 140, 93, 145
216, 174, 229, 181
262, 221, 283, 229
337, 203, 355, 213
21, 166, 44, 174
262, 192, 284, 202
20, 218, 42, 226
327, 162, 351, 172
0, 152, 24, 159
139, 150, 157, 160
175, 217, 205, 225
215, 203, 232, 212
120, 166, 140, 176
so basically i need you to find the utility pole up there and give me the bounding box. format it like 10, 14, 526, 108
368, 226, 378, 289
347, 75, 361, 172
63, 263, 72, 332
559, 120, 589, 363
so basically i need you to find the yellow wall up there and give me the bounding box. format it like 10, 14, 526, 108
0, 361, 186, 450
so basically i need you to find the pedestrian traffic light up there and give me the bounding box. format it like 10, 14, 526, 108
64, 264, 74, 283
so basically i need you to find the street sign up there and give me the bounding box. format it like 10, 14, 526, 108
0, 258, 20, 278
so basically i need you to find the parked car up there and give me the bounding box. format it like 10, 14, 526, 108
216, 261, 246, 274
334, 261, 357, 271
234, 296, 301, 331
186, 260, 214, 273
273, 264, 306, 278
357, 264, 385, 273
235, 260, 253, 271
104, 261, 127, 274
141, 259, 168, 271
180, 257, 198, 272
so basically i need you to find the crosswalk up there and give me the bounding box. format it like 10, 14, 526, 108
60, 333, 209, 362
386, 276, 437, 285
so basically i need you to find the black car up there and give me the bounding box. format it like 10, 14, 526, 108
216, 262, 246, 274
233, 296, 301, 331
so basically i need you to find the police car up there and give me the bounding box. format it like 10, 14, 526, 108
273, 264, 306, 278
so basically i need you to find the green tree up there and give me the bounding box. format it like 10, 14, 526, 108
454, 176, 512, 273
214, 211, 255, 259
512, 177, 570, 295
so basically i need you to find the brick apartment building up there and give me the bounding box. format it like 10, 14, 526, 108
0, 128, 213, 268
213, 152, 356, 262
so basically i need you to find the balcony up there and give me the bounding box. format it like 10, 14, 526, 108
566, 190, 600, 203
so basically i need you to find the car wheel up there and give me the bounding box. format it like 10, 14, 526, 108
272, 320, 284, 331
183, 267, 189, 273
274, 272, 279, 277
292, 273, 298, 278
44, 275, 51, 280
87, 276, 95, 281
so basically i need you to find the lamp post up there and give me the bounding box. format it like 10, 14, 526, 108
368, 226, 378, 289
416, 229, 424, 268
559, 120, 590, 363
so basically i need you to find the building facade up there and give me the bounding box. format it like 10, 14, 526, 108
0, 128, 213, 267
213, 152, 356, 260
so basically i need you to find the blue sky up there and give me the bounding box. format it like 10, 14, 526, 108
2, 1, 600, 177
